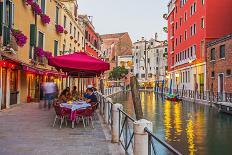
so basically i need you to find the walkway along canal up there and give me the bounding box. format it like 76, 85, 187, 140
110, 91, 232, 155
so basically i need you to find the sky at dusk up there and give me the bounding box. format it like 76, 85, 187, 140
78, 0, 170, 42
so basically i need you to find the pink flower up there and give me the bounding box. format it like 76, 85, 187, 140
34, 47, 44, 57
44, 51, 52, 58
41, 14, 50, 24
11, 29, 27, 47
55, 25, 64, 33
25, 0, 33, 5
31, 2, 42, 15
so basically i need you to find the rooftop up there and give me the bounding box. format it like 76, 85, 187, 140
100, 32, 128, 39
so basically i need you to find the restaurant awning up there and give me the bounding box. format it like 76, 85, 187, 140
48, 52, 110, 77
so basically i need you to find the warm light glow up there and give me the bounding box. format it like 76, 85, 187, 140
189, 60, 193, 64
166, 75, 170, 79
164, 100, 171, 141
173, 103, 182, 137
175, 73, 180, 78
186, 114, 196, 155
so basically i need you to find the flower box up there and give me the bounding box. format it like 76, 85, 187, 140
34, 47, 44, 57
44, 51, 52, 58
41, 14, 50, 24
55, 25, 64, 33
31, 2, 42, 15
11, 28, 27, 47
25, 0, 33, 5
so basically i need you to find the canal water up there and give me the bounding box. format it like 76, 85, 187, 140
111, 91, 232, 155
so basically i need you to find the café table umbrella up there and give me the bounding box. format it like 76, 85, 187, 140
48, 52, 110, 76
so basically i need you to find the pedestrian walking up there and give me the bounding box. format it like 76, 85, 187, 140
43, 79, 57, 109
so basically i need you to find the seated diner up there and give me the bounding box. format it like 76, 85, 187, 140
85, 88, 97, 104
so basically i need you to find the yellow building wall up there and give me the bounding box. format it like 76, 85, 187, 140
60, 3, 85, 54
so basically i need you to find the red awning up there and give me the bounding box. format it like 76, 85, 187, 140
48, 52, 110, 76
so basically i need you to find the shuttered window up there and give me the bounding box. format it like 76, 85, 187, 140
55, 6, 59, 24
41, 0, 45, 14
54, 40, 58, 56
38, 31, 44, 48
30, 24, 37, 46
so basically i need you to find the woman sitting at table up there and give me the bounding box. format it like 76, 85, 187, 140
71, 86, 79, 100
59, 87, 71, 102
85, 88, 97, 103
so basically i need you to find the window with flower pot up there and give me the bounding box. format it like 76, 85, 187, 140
1, 0, 14, 46
38, 31, 44, 63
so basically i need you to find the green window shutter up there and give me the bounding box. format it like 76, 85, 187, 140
30, 24, 37, 46
55, 6, 59, 24
0, 2, 3, 36
41, 0, 45, 14
54, 40, 58, 56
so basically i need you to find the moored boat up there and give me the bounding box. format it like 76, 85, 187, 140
214, 102, 232, 115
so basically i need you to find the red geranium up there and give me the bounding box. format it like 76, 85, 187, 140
31, 2, 42, 15
41, 14, 50, 24
55, 25, 64, 33
11, 28, 27, 47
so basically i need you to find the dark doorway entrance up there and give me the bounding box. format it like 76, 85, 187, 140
1, 68, 7, 109
10, 70, 18, 105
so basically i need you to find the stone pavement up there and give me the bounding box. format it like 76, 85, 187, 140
0, 102, 119, 155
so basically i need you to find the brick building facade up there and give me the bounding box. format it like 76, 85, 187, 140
206, 34, 232, 93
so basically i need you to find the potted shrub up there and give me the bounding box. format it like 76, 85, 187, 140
31, 2, 42, 15
74, 40, 77, 44
11, 28, 27, 47
70, 36, 74, 40
64, 30, 68, 34
25, 0, 33, 5
41, 14, 50, 24
55, 25, 64, 33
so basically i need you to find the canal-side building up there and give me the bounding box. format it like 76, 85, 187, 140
206, 34, 232, 94
100, 32, 132, 78
167, 0, 232, 92
133, 34, 168, 85
60, 1, 85, 55
0, 0, 88, 110
78, 15, 102, 58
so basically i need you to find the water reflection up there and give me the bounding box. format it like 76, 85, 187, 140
111, 91, 232, 155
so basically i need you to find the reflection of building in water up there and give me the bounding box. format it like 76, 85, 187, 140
194, 111, 206, 150
173, 103, 182, 137
186, 115, 196, 155
164, 101, 172, 141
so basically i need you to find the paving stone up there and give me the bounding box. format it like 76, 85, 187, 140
0, 103, 110, 155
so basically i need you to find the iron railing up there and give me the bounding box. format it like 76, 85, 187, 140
145, 127, 182, 155
156, 88, 232, 103
118, 109, 136, 155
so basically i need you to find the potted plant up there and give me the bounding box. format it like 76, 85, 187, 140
34, 47, 44, 57
55, 25, 64, 33
25, 0, 33, 5
74, 40, 77, 44
41, 14, 50, 24
31, 2, 42, 15
70, 36, 74, 40
11, 28, 27, 47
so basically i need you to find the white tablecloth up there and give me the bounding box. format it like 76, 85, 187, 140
60, 101, 91, 111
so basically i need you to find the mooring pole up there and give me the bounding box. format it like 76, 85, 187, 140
130, 76, 143, 120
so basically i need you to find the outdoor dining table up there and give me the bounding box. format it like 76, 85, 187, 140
60, 101, 91, 128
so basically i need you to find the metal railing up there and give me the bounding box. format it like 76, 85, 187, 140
145, 127, 182, 155
156, 88, 232, 103
97, 91, 182, 155
119, 109, 135, 155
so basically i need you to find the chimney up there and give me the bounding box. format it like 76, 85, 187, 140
155, 33, 158, 41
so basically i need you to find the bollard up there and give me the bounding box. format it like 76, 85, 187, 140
100, 95, 105, 115
104, 97, 110, 124
112, 103, 123, 143
133, 119, 153, 155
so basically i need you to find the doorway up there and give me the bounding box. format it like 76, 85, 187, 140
1, 68, 7, 109
10, 70, 18, 105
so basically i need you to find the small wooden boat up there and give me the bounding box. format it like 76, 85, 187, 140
166, 94, 182, 102
214, 102, 232, 115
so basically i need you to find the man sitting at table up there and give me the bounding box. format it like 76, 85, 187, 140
85, 88, 97, 103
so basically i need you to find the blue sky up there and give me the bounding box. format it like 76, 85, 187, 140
78, 0, 169, 42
